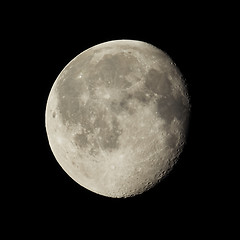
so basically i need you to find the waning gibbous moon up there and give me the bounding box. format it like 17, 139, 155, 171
45, 39, 191, 198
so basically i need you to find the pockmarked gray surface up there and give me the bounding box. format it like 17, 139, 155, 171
45, 40, 191, 198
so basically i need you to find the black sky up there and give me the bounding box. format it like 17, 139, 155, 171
5, 3, 228, 236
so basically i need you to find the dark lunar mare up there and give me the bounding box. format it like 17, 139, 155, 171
56, 54, 132, 155
55, 49, 189, 158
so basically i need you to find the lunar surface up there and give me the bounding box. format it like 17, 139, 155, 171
45, 40, 190, 198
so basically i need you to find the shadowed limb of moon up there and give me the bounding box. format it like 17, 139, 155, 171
45, 40, 190, 198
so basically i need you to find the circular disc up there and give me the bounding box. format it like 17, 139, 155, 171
45, 40, 190, 198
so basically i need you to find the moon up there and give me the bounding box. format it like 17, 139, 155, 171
45, 40, 190, 198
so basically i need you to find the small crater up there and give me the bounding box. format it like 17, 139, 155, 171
52, 111, 56, 118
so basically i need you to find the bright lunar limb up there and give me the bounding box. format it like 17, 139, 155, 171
45, 40, 191, 198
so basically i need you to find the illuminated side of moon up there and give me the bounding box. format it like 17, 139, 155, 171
45, 40, 190, 198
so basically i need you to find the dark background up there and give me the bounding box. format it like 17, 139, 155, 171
5, 2, 231, 237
